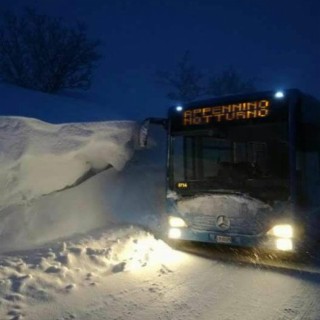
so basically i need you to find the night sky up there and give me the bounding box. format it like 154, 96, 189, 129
0, 0, 319, 119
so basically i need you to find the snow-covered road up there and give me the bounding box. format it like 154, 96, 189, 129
33, 251, 320, 320
1, 227, 319, 320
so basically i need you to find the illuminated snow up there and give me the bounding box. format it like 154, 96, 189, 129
0, 226, 184, 320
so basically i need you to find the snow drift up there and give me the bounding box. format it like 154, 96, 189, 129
0, 117, 138, 251
0, 226, 180, 320
0, 117, 137, 207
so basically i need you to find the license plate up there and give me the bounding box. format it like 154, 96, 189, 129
216, 235, 232, 244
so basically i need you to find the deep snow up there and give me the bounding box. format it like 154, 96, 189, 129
0, 108, 171, 320
0, 101, 174, 320
0, 116, 142, 252
0, 226, 180, 320
0, 117, 137, 208
0, 86, 320, 320
2, 229, 320, 320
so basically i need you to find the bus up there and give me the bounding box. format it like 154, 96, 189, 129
140, 89, 320, 252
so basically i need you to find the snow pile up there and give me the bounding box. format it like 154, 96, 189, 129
0, 117, 138, 251
177, 194, 270, 217
0, 117, 137, 209
0, 226, 177, 320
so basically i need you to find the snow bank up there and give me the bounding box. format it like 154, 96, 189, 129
0, 117, 136, 208
0, 227, 177, 320
0, 117, 138, 251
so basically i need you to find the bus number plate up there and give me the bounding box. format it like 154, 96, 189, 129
216, 235, 232, 244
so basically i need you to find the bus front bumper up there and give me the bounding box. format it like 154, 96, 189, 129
167, 227, 295, 252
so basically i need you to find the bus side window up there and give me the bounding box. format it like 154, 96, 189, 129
184, 136, 195, 180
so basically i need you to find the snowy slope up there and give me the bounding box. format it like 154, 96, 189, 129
0, 84, 122, 123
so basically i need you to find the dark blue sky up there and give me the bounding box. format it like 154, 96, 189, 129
1, 0, 319, 119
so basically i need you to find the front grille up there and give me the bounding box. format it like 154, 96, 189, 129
188, 215, 262, 235
190, 215, 216, 231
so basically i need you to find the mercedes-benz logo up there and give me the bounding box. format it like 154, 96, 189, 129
216, 215, 230, 231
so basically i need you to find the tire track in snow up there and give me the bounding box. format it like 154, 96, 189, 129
275, 276, 320, 320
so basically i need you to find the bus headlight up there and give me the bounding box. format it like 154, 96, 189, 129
276, 238, 293, 251
168, 216, 187, 228
168, 228, 182, 239
268, 224, 294, 238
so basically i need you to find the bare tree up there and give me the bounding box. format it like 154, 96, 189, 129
206, 67, 256, 96
156, 51, 204, 103
0, 8, 101, 93
157, 53, 257, 102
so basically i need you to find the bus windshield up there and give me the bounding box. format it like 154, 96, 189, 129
171, 122, 290, 202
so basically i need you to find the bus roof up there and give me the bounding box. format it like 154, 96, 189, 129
170, 89, 303, 112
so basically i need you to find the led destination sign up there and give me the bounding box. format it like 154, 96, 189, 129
183, 99, 270, 126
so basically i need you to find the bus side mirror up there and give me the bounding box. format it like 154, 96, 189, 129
138, 117, 168, 148
139, 119, 151, 148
